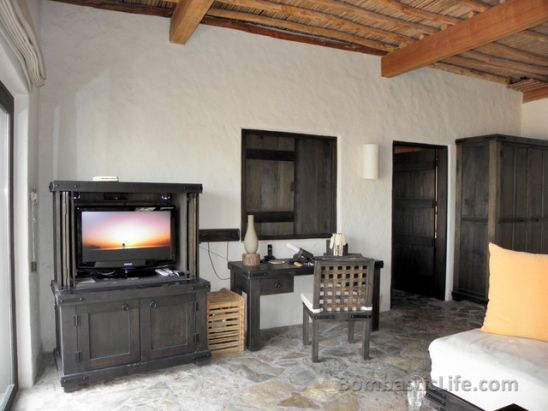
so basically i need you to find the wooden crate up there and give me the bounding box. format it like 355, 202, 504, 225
207, 289, 245, 354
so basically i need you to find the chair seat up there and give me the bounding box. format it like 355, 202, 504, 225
300, 293, 372, 314
300, 293, 322, 314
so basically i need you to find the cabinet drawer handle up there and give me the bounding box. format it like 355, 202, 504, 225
150, 301, 158, 309
275, 281, 282, 289
122, 304, 129, 311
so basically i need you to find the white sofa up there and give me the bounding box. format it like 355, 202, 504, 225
429, 328, 548, 411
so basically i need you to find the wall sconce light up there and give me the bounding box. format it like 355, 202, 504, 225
362, 144, 379, 179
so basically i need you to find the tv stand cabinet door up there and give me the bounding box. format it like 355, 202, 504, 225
76, 300, 141, 371
140, 294, 196, 360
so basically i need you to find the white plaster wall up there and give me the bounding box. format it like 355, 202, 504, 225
37, 1, 521, 351
522, 100, 548, 139
0, 5, 42, 386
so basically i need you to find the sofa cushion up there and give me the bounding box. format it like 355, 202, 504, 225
481, 243, 548, 342
429, 329, 548, 411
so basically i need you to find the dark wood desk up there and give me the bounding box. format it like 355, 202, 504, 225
228, 259, 383, 351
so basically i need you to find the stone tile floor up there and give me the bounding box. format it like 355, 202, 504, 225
14, 292, 484, 411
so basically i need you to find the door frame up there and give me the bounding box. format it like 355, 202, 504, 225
0, 80, 17, 410
391, 141, 448, 301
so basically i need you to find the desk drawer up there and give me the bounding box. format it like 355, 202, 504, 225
260, 275, 294, 295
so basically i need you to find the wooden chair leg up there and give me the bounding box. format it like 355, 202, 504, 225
312, 318, 319, 363
302, 306, 310, 345
362, 317, 372, 360
348, 318, 355, 343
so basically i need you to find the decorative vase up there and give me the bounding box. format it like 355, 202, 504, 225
244, 214, 258, 254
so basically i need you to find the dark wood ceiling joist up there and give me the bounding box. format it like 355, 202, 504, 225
479, 43, 548, 67
50, 0, 173, 17
463, 50, 548, 77
205, 9, 391, 52
201, 16, 386, 55
460, 0, 488, 13
373, 0, 460, 27
445, 55, 548, 83
519, 29, 548, 44
214, 0, 412, 47
509, 78, 548, 92
294, 0, 438, 36
432, 62, 509, 85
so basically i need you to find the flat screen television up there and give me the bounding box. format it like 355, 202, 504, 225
76, 206, 177, 270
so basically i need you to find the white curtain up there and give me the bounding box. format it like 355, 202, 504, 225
0, 0, 46, 89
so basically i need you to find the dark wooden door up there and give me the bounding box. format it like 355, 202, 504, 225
392, 145, 447, 299
76, 300, 141, 371
140, 294, 195, 360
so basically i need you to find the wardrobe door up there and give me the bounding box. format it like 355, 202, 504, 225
527, 148, 544, 253
498, 143, 515, 249
498, 144, 545, 253
455, 142, 490, 301
513, 146, 529, 251
542, 150, 548, 253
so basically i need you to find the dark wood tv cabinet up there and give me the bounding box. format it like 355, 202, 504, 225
52, 278, 210, 392
49, 181, 210, 391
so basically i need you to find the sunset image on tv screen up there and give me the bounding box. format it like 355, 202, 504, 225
81, 211, 172, 263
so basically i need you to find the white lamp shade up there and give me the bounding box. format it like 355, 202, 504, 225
362, 144, 379, 179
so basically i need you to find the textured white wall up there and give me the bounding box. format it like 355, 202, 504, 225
522, 100, 548, 139
37, 1, 521, 351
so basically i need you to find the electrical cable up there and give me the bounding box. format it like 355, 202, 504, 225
90, 270, 117, 278
202, 242, 230, 281
199, 244, 228, 260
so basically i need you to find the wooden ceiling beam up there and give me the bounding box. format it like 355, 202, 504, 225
201, 16, 387, 55
373, 0, 459, 26
170, 0, 214, 44
431, 62, 509, 84
460, 0, 489, 13
519, 29, 548, 43
298, 0, 437, 35
508, 79, 548, 92
50, 0, 173, 17
381, 0, 548, 78
446, 55, 548, 82
206, 8, 391, 52
464, 50, 548, 76
518, 83, 547, 92
215, 0, 412, 46
482, 43, 548, 67
523, 86, 548, 102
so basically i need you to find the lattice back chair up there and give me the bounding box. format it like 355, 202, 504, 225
300, 257, 375, 362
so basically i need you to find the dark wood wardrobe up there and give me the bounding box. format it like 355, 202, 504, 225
453, 135, 548, 304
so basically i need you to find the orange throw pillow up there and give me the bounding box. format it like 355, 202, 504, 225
481, 243, 548, 342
